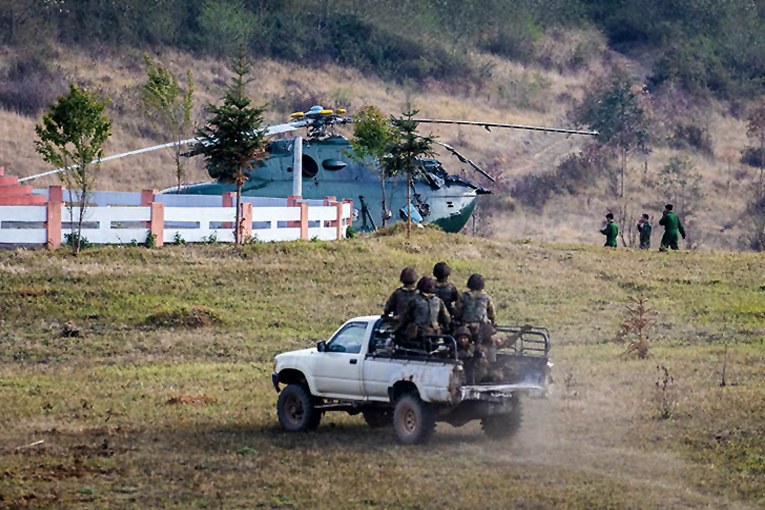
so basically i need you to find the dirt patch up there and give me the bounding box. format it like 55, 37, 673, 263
165, 394, 217, 406
146, 305, 223, 328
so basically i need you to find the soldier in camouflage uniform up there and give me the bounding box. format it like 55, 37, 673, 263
454, 273, 496, 346
453, 325, 487, 384
383, 267, 418, 323
433, 261, 459, 323
400, 277, 450, 349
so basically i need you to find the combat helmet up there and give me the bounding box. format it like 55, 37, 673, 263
453, 325, 471, 340
433, 261, 451, 280
417, 276, 436, 294
467, 273, 485, 291
400, 267, 417, 285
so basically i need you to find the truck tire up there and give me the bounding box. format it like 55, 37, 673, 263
362, 409, 392, 428
481, 396, 522, 440
277, 384, 321, 432
393, 393, 435, 445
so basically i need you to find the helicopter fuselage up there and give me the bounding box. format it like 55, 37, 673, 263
179, 135, 488, 233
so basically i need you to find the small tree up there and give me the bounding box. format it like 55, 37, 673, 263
575, 74, 651, 197
384, 108, 435, 238
193, 45, 267, 245
349, 106, 396, 228
35, 85, 111, 254
141, 55, 194, 194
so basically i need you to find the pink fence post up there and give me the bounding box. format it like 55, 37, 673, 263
241, 203, 253, 240
334, 201, 344, 240
49, 185, 63, 204
222, 192, 236, 229
150, 202, 164, 247
299, 202, 308, 240
46, 200, 62, 251
141, 189, 156, 229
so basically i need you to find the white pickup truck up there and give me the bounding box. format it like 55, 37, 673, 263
272, 315, 551, 444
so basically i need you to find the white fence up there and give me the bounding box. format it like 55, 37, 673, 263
1, 188, 353, 248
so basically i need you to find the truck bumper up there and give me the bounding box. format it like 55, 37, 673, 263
272, 372, 280, 393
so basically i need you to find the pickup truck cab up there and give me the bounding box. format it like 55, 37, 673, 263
272, 315, 551, 444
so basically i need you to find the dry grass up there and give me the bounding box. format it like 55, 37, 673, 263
0, 230, 763, 508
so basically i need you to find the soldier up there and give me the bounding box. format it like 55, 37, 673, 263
637, 213, 652, 250
433, 261, 459, 319
453, 326, 487, 384
400, 277, 451, 350
659, 204, 686, 251
601, 213, 618, 248
383, 267, 418, 321
455, 273, 496, 345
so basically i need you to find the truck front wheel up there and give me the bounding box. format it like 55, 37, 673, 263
393, 393, 435, 445
481, 396, 523, 440
277, 384, 321, 432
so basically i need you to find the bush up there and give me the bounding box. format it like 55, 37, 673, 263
0, 55, 67, 115
669, 124, 714, 156
146, 305, 224, 328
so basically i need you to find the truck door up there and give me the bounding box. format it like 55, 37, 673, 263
312, 321, 367, 399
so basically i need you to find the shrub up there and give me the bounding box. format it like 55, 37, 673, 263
740, 146, 765, 169
0, 55, 68, 115
669, 123, 714, 156
146, 305, 224, 328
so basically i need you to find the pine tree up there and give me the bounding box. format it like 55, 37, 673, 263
193, 44, 267, 244
384, 108, 435, 238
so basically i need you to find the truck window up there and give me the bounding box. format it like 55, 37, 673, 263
327, 322, 366, 354
369, 318, 396, 353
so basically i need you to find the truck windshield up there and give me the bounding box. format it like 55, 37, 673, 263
327, 322, 366, 354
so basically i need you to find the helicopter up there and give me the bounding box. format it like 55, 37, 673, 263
21, 106, 597, 233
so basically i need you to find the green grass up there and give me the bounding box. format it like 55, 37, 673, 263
0, 230, 763, 508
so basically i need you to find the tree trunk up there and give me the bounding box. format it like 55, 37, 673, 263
380, 168, 387, 228
406, 174, 412, 239
235, 181, 243, 245
621, 146, 626, 198
75, 185, 86, 255
176, 152, 183, 194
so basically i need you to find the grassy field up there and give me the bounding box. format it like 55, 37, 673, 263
0, 229, 763, 509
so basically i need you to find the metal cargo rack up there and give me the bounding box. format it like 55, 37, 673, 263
494, 325, 551, 357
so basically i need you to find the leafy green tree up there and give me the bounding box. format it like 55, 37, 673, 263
575, 74, 651, 197
658, 157, 702, 215
383, 108, 435, 238
193, 45, 267, 245
35, 85, 111, 254
141, 55, 194, 194
349, 105, 396, 228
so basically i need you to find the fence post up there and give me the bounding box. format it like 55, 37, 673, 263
46, 199, 62, 251
150, 202, 164, 247
222, 192, 236, 229
241, 203, 253, 240
335, 200, 343, 240
300, 202, 308, 240
141, 189, 157, 206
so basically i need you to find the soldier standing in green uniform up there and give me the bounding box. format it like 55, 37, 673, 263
433, 262, 459, 323
384, 267, 418, 322
454, 274, 496, 346
601, 213, 618, 248
637, 214, 652, 250
659, 204, 686, 251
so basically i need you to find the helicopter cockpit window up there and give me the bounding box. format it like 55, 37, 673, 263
302, 155, 319, 178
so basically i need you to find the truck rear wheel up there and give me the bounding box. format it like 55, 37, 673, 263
277, 384, 321, 432
362, 409, 392, 428
393, 393, 435, 445
481, 396, 522, 440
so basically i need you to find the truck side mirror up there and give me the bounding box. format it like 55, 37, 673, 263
317, 340, 327, 352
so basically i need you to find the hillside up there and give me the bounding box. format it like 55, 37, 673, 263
0, 230, 763, 507
1, 1, 763, 251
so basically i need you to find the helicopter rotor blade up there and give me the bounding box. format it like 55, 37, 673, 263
412, 118, 598, 136
431, 139, 497, 183
19, 122, 302, 183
